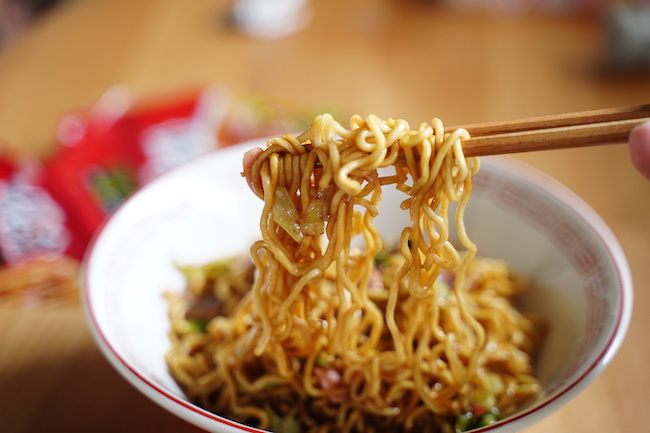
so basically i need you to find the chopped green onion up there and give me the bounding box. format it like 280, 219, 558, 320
187, 318, 208, 333
455, 412, 473, 432
315, 352, 330, 368
455, 405, 504, 431
267, 408, 300, 433
374, 249, 391, 268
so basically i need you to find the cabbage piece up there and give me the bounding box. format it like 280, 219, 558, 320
301, 198, 325, 236
272, 186, 303, 242
301, 185, 333, 236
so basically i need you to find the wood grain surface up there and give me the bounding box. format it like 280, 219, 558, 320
1, 1, 649, 432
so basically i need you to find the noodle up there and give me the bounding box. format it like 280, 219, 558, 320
165, 114, 544, 432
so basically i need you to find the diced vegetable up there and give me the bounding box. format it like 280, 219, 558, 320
267, 408, 300, 433
301, 185, 333, 236
374, 249, 391, 268
455, 412, 473, 432
301, 197, 325, 236
272, 187, 303, 242
187, 318, 208, 333
455, 405, 504, 432
315, 352, 330, 368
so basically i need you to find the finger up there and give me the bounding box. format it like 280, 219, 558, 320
629, 122, 650, 181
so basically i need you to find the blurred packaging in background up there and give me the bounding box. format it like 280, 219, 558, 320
0, 85, 322, 304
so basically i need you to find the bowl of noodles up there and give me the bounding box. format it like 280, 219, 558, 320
82, 115, 632, 433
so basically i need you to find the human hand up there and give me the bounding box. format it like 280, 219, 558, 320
629, 121, 650, 181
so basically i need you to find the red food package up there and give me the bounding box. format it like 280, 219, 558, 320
0, 85, 327, 303
42, 86, 232, 260
1, 85, 325, 269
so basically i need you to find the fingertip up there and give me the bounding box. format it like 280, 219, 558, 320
629, 122, 650, 181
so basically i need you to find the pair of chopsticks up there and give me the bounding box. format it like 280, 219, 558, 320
288, 104, 649, 163
453, 103, 650, 157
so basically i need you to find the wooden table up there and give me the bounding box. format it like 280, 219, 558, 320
1, 0, 649, 431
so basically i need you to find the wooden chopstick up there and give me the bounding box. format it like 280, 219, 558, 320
288, 104, 649, 164
452, 103, 650, 157
448, 104, 650, 136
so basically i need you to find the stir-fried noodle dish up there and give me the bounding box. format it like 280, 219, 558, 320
165, 114, 545, 433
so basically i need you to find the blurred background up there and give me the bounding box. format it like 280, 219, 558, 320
0, 0, 649, 432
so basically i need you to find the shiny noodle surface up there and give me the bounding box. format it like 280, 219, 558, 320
166, 114, 544, 433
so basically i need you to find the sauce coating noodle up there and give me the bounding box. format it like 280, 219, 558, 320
166, 114, 544, 432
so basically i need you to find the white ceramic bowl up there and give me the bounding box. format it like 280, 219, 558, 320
82, 138, 633, 433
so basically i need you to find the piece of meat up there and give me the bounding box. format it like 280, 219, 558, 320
242, 147, 264, 197
185, 294, 225, 322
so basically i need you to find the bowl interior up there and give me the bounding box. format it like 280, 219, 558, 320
82, 139, 632, 432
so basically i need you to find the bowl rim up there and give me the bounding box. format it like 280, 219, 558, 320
80, 141, 633, 433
